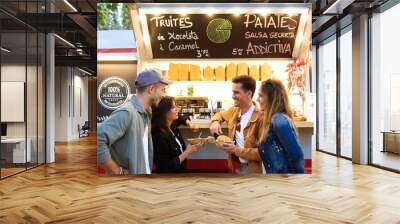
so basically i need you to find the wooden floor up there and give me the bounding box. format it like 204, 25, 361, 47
1, 135, 400, 223
1, 164, 45, 178
372, 150, 400, 171
1, 167, 26, 177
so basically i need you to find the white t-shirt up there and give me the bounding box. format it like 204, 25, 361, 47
143, 125, 151, 174
235, 105, 255, 163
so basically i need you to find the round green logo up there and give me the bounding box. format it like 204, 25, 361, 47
206, 18, 232, 44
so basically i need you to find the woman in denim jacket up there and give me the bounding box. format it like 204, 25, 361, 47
257, 79, 305, 174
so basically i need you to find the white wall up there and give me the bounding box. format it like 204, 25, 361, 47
1, 64, 46, 164
55, 67, 68, 141
1, 65, 27, 138
72, 73, 89, 138
54, 67, 89, 141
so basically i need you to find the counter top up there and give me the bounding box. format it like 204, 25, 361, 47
294, 121, 314, 128
179, 120, 314, 129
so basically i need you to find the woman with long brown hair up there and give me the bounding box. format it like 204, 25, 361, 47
151, 96, 202, 173
257, 79, 305, 174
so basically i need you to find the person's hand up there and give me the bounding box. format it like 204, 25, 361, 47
111, 166, 129, 175
210, 121, 223, 135
105, 159, 128, 175
120, 168, 129, 175
221, 142, 237, 154
186, 143, 203, 155
180, 143, 203, 163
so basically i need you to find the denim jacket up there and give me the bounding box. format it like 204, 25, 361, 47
258, 113, 305, 174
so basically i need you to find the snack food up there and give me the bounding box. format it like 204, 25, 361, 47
188, 135, 232, 146
216, 135, 232, 143
188, 138, 203, 145
188, 136, 216, 145
206, 136, 216, 144
215, 135, 233, 147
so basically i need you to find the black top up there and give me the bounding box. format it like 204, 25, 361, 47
152, 121, 188, 173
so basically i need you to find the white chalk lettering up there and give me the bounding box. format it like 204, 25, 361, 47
269, 32, 295, 39
280, 16, 297, 30
245, 31, 269, 39
246, 41, 291, 55
267, 16, 277, 29
167, 31, 199, 40
168, 41, 200, 51
150, 15, 193, 29
243, 14, 298, 30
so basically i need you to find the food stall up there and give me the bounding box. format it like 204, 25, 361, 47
129, 3, 313, 173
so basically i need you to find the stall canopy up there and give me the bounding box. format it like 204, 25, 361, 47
97, 30, 137, 61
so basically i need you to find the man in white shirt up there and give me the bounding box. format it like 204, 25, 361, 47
210, 75, 263, 174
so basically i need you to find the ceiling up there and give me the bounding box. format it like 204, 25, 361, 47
0, 0, 396, 75
311, 0, 390, 43
0, 0, 97, 75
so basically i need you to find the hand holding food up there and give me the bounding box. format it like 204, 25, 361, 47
188, 138, 203, 145
216, 135, 232, 142
220, 142, 237, 154
188, 136, 217, 145
210, 121, 223, 135
179, 143, 203, 163
186, 143, 202, 154
215, 135, 234, 147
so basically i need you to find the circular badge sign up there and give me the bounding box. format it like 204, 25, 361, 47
206, 18, 232, 44
97, 76, 131, 110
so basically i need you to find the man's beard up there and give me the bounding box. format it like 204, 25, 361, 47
150, 97, 158, 107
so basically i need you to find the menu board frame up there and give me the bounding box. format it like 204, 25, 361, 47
132, 3, 310, 60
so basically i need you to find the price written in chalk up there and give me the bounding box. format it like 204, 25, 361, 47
232, 48, 244, 56
196, 49, 210, 58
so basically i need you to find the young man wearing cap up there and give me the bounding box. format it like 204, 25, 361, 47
97, 69, 172, 175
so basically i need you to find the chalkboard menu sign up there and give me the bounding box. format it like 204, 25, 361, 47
145, 13, 300, 59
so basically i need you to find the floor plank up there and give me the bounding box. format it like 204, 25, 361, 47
0, 135, 400, 223
372, 151, 400, 171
